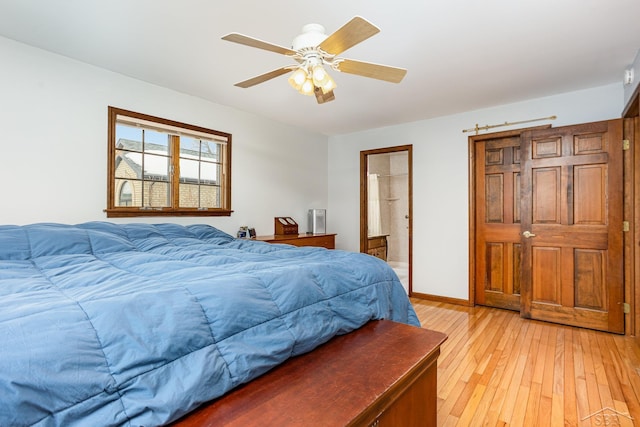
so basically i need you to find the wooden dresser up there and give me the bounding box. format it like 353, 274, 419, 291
367, 235, 388, 261
173, 320, 447, 427
256, 233, 336, 249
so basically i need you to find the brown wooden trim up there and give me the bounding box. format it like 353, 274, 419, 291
222, 133, 232, 212
105, 209, 233, 217
360, 145, 413, 295
624, 117, 635, 337
170, 135, 181, 207
607, 119, 626, 333
411, 291, 473, 307
215, 131, 232, 213
106, 106, 117, 213
359, 151, 368, 254
623, 88, 639, 342
468, 136, 476, 306
622, 84, 639, 119
407, 147, 413, 297
635, 116, 640, 343
108, 106, 232, 139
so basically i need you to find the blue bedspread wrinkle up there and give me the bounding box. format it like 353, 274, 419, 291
0, 222, 419, 426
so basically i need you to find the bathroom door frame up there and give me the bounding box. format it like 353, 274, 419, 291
360, 145, 413, 295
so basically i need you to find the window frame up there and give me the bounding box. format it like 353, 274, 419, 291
106, 106, 232, 217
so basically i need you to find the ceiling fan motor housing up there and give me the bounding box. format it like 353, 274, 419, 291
291, 24, 327, 50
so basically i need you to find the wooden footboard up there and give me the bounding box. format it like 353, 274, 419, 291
173, 320, 447, 426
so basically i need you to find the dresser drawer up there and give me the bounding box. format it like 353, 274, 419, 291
367, 235, 388, 261
256, 233, 336, 249
368, 246, 387, 261
368, 235, 387, 249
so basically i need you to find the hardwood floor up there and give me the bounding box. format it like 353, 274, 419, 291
410, 298, 640, 426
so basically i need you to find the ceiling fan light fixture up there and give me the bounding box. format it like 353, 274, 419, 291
310, 64, 336, 94
318, 73, 337, 94
288, 67, 308, 91
311, 64, 327, 82
289, 62, 336, 96
299, 77, 315, 95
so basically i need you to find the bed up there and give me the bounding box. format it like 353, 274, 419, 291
0, 222, 419, 426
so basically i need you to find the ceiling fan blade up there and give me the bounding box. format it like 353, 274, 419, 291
318, 16, 380, 56
234, 67, 292, 88
336, 59, 407, 83
314, 87, 336, 104
222, 33, 297, 56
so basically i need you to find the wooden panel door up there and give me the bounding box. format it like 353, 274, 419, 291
520, 120, 624, 333
474, 134, 523, 311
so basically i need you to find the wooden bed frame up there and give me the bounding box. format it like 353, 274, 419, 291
173, 320, 447, 426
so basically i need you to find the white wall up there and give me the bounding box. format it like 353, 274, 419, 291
328, 83, 624, 300
0, 36, 328, 236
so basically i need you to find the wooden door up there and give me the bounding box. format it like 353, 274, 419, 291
520, 120, 624, 333
474, 133, 523, 310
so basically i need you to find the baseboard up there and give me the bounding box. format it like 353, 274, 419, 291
411, 292, 473, 307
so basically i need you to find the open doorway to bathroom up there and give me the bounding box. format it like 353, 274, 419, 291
360, 145, 412, 295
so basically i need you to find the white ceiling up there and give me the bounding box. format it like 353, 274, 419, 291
0, 0, 638, 136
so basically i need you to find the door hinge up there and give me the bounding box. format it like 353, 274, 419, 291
623, 139, 630, 150
623, 221, 630, 232
623, 302, 630, 314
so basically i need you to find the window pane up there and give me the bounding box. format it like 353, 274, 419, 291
146, 181, 170, 207
178, 184, 220, 208
115, 124, 143, 152
180, 137, 220, 161
200, 162, 218, 184
115, 179, 142, 207
115, 150, 143, 179
143, 154, 170, 182
179, 158, 199, 183
178, 158, 218, 184
200, 140, 219, 161
119, 181, 132, 206
143, 130, 169, 154
179, 183, 199, 208
180, 136, 201, 158
199, 185, 219, 208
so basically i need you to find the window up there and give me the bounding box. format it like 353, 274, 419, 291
106, 107, 231, 217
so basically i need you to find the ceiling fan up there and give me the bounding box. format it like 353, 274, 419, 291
221, 16, 407, 104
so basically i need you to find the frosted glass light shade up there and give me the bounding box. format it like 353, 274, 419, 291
288, 68, 308, 90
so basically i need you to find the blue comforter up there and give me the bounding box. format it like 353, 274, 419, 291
0, 222, 418, 426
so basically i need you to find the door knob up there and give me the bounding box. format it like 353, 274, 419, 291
522, 231, 536, 238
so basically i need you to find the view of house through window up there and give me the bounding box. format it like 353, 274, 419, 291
118, 181, 133, 206
106, 107, 232, 217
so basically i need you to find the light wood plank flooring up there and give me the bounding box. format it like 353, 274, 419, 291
410, 298, 640, 426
